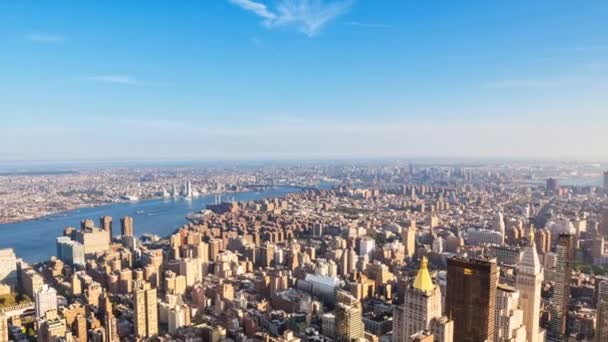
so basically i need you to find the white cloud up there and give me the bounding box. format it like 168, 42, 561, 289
485, 79, 561, 89
344, 21, 391, 29
85, 75, 174, 86
229, 0, 276, 20
229, 0, 353, 37
25, 32, 66, 43
86, 75, 137, 85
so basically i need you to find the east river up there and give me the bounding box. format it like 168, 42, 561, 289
0, 187, 304, 263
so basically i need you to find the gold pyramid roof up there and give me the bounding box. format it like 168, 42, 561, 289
413, 256, 434, 292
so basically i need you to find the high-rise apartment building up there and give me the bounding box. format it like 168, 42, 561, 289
73, 227, 110, 257
548, 234, 574, 340
359, 237, 375, 258
35, 285, 58, 318
121, 216, 134, 237
103, 294, 119, 342
494, 285, 526, 342
446, 257, 498, 342
334, 290, 364, 342
100, 216, 113, 240
393, 257, 453, 342
134, 287, 158, 338
56, 237, 85, 266
595, 279, 608, 342
515, 239, 545, 342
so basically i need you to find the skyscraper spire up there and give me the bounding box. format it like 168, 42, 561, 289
413, 256, 433, 293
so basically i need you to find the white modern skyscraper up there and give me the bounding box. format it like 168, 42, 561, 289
515, 234, 545, 342
359, 236, 375, 258
495, 285, 527, 342
35, 285, 58, 318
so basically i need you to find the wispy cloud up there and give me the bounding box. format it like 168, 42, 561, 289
85, 75, 173, 86
25, 32, 66, 43
86, 75, 137, 85
229, 0, 353, 37
484, 79, 561, 89
344, 21, 391, 29
229, 0, 276, 20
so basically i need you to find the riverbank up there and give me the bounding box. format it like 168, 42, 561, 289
0, 187, 305, 263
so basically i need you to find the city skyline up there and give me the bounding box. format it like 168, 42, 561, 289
2, 1, 608, 161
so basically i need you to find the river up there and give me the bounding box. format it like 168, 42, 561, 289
0, 187, 304, 263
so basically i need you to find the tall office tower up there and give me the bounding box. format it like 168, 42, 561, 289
0, 313, 8, 342
597, 279, 608, 342
334, 290, 364, 342
548, 234, 574, 340
347, 248, 358, 274
604, 171, 608, 193
393, 257, 453, 342
446, 257, 498, 342
515, 238, 545, 342
494, 210, 506, 237
359, 236, 375, 258
100, 216, 113, 239
403, 220, 417, 259
103, 294, 119, 342
601, 206, 608, 237
134, 287, 158, 338
546, 178, 559, 193
35, 285, 58, 318
121, 216, 134, 237
494, 285, 526, 342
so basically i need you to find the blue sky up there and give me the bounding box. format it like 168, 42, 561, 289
1, 1, 607, 161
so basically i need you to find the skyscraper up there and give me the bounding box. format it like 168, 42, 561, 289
393, 257, 453, 341
601, 206, 608, 237
334, 290, 364, 342
121, 216, 134, 237
103, 294, 119, 342
546, 178, 559, 193
603, 171, 608, 193
494, 210, 506, 235
134, 287, 158, 338
515, 235, 545, 342
548, 234, 574, 340
403, 220, 417, 259
100, 216, 113, 240
35, 285, 58, 318
0, 313, 8, 342
446, 257, 498, 342
494, 285, 526, 342
596, 279, 608, 342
